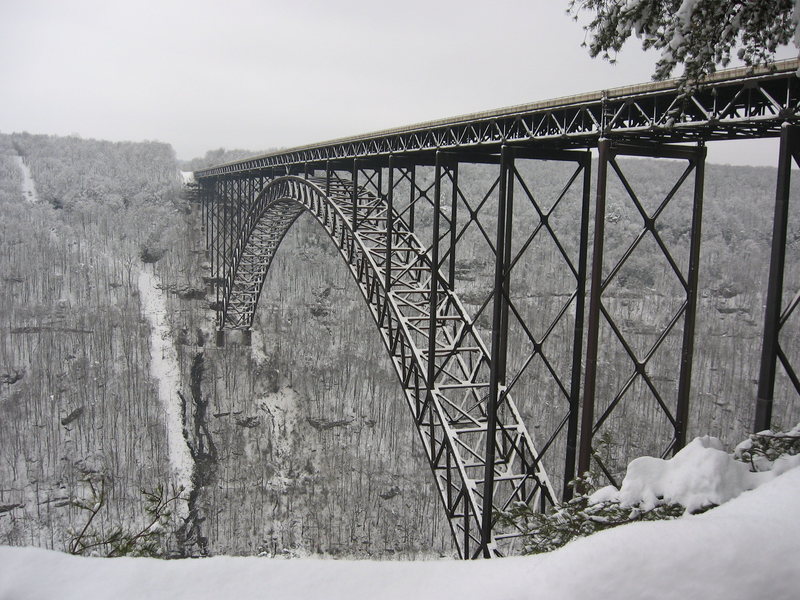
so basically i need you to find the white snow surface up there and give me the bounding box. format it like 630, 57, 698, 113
137, 266, 193, 511
1, 464, 798, 600
13, 155, 38, 203
590, 434, 800, 513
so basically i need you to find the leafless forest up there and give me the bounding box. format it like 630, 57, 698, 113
0, 133, 797, 558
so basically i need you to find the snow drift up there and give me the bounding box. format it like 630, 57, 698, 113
1, 464, 798, 600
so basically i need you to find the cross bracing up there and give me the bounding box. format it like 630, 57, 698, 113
213, 174, 555, 558
196, 60, 800, 558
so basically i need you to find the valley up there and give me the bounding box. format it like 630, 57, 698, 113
0, 133, 797, 558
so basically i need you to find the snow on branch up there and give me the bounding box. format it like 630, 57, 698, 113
569, 0, 799, 80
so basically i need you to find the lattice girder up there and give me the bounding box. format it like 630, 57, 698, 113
216, 175, 555, 558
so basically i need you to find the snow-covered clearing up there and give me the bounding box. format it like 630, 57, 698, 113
137, 265, 193, 511
13, 155, 38, 203
1, 450, 798, 599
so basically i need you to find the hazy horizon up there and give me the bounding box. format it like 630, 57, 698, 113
2, 0, 796, 166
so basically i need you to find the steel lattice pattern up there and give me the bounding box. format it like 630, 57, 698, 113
197, 60, 800, 178
195, 60, 800, 558
211, 175, 555, 557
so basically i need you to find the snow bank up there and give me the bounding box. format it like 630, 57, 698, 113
1, 466, 798, 600
590, 434, 800, 513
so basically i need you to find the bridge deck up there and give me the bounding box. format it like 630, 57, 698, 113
196, 59, 800, 178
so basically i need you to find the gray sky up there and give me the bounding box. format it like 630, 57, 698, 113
0, 0, 795, 165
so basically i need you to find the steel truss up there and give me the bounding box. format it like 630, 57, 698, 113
207, 170, 569, 558
579, 141, 706, 483
197, 60, 800, 178
196, 61, 800, 558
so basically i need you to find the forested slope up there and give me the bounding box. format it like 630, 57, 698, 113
0, 133, 451, 557
0, 132, 797, 559
0, 133, 185, 552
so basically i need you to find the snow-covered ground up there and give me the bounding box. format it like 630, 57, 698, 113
1, 446, 798, 599
13, 155, 38, 203
180, 170, 196, 186
137, 265, 193, 513
590, 433, 800, 512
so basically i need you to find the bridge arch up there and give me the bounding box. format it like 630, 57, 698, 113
215, 174, 554, 558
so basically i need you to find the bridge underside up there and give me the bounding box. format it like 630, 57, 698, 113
195, 62, 800, 558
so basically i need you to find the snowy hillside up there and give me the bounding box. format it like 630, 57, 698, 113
2, 449, 798, 600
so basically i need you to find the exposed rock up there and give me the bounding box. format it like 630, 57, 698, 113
716, 283, 742, 299
235, 416, 261, 428
176, 353, 215, 558
306, 417, 354, 431
716, 306, 750, 315
1, 368, 26, 385
175, 286, 206, 301
61, 406, 84, 426
309, 305, 329, 317
379, 486, 401, 500
139, 244, 166, 264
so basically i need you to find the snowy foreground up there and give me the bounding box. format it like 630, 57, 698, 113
1, 462, 798, 600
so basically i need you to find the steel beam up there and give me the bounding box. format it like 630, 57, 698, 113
196, 60, 799, 179
563, 151, 591, 499
675, 145, 706, 450
579, 138, 610, 479
480, 146, 510, 557
756, 123, 800, 431
448, 163, 459, 289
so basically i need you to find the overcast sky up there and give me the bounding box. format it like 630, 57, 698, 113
1, 0, 795, 165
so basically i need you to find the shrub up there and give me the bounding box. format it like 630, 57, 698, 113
68, 478, 183, 558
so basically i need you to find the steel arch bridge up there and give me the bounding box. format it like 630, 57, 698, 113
195, 59, 800, 558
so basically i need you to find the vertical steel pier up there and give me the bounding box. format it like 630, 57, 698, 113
756, 123, 800, 432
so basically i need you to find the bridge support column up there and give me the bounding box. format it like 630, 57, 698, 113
756, 123, 800, 432
563, 150, 593, 500
579, 140, 707, 484
675, 144, 706, 451
480, 146, 512, 558
426, 156, 444, 553
384, 156, 394, 294
215, 329, 225, 348
579, 139, 610, 481
351, 159, 358, 261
